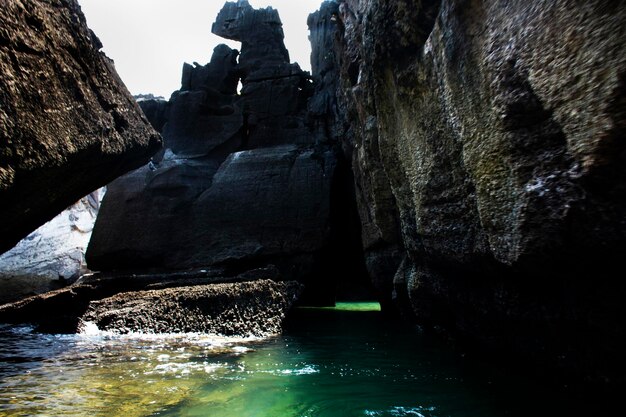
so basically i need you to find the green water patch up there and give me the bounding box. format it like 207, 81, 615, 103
297, 301, 382, 312
0, 309, 609, 417
0, 327, 254, 416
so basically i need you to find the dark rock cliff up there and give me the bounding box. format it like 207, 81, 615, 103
86, 0, 370, 304
0, 0, 162, 254
311, 0, 626, 384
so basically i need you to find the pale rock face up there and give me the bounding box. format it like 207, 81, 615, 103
0, 189, 104, 304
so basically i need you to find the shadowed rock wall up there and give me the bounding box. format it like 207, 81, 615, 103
0, 0, 162, 254
311, 0, 626, 384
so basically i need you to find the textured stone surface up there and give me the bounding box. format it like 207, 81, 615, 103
0, 266, 286, 332
0, 189, 103, 304
213, 0, 290, 77
0, 0, 162, 254
318, 0, 626, 384
87, 145, 336, 272
85, 1, 371, 304
80, 280, 303, 336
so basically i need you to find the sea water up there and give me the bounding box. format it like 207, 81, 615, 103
0, 303, 598, 416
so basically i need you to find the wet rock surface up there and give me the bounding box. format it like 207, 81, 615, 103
80, 280, 303, 336
313, 0, 626, 384
0, 0, 162, 254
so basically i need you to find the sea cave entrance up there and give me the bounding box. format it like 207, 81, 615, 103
298, 155, 378, 308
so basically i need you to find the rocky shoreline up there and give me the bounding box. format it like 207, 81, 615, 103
1, 0, 625, 390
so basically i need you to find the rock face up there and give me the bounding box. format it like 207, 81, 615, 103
0, 0, 162, 255
86, 1, 370, 304
312, 0, 626, 384
0, 189, 104, 304
80, 280, 303, 336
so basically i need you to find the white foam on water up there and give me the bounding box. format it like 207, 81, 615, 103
364, 406, 437, 417
77, 320, 266, 346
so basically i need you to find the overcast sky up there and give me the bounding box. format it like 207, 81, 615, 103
79, 0, 324, 98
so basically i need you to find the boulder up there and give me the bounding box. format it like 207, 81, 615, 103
0, 265, 288, 333
80, 280, 303, 336
212, 0, 290, 76
0, 0, 162, 254
0, 273, 302, 336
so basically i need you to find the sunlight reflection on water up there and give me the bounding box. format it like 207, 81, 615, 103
0, 304, 601, 417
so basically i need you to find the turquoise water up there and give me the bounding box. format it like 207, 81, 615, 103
0, 303, 599, 416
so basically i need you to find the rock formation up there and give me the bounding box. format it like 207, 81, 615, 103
80, 280, 303, 336
0, 189, 104, 304
86, 0, 371, 304
0, 0, 162, 255
0, 275, 302, 336
1, 0, 624, 389
310, 0, 626, 385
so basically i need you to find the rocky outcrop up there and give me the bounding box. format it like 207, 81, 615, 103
0, 274, 302, 336
314, 0, 626, 384
80, 280, 303, 336
86, 1, 371, 304
135, 96, 169, 132
0, 0, 162, 255
0, 266, 289, 332
0, 189, 104, 304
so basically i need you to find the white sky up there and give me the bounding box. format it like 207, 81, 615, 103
78, 0, 324, 98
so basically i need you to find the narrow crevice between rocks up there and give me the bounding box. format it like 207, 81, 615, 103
301, 154, 374, 306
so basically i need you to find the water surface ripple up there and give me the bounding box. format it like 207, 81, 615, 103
0, 303, 599, 416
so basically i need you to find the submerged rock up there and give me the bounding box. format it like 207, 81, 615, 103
316, 0, 626, 384
80, 280, 303, 336
0, 0, 162, 255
